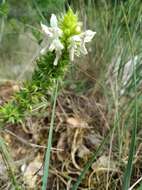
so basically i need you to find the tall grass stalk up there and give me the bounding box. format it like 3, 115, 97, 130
121, 2, 138, 190
42, 80, 59, 190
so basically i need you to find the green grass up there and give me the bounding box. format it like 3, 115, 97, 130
0, 0, 142, 189
120, 2, 138, 190
71, 0, 142, 189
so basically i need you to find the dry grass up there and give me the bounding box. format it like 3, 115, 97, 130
0, 76, 142, 189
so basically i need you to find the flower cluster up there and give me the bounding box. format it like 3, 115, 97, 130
41, 9, 96, 65
40, 14, 64, 66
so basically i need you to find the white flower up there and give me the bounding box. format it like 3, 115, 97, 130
68, 30, 96, 61
49, 39, 64, 52
40, 14, 64, 65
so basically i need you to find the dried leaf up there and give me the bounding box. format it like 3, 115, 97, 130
23, 158, 42, 188
67, 117, 89, 128
85, 133, 102, 147
77, 144, 90, 158
56, 132, 67, 161
92, 155, 117, 172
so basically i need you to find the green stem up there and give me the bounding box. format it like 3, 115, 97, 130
42, 80, 59, 190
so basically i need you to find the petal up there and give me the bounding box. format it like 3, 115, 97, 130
68, 41, 78, 61
40, 46, 48, 55
53, 57, 58, 66
53, 50, 62, 66
49, 43, 55, 52
56, 28, 63, 37
41, 23, 52, 36
71, 35, 82, 42
53, 39, 64, 50
51, 28, 63, 39
40, 48, 46, 54
83, 30, 96, 42
49, 39, 64, 52
69, 47, 75, 61
50, 14, 58, 28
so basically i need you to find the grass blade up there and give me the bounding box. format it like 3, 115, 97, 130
42, 80, 59, 190
120, 2, 138, 190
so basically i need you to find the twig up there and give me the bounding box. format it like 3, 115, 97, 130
3, 129, 63, 152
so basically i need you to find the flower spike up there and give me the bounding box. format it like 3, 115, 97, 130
41, 9, 96, 64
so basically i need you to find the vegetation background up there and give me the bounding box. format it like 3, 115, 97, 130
0, 0, 142, 189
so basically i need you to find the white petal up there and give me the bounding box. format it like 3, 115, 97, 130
72, 35, 82, 42
69, 47, 75, 61
55, 39, 64, 50
49, 39, 64, 52
56, 28, 63, 37
50, 14, 58, 28
53, 39, 64, 50
49, 43, 55, 52
53, 57, 58, 66
53, 51, 62, 66
41, 23, 52, 36
83, 30, 96, 42
68, 41, 78, 61
40, 46, 48, 55
51, 28, 63, 39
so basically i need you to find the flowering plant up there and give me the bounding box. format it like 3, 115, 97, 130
41, 9, 96, 64
0, 8, 96, 190
0, 8, 95, 125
